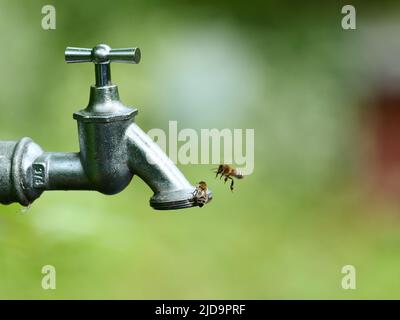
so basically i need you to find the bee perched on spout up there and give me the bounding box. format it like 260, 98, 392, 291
192, 181, 209, 208
214, 164, 244, 192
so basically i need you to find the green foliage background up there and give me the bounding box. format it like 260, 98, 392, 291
0, 0, 400, 299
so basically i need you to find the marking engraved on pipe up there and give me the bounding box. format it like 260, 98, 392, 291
32, 163, 46, 188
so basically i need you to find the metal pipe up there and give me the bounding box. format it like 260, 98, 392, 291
32, 152, 91, 190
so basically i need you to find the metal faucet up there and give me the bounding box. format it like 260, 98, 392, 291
0, 44, 212, 210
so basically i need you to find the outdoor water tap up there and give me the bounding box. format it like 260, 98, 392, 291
0, 44, 212, 209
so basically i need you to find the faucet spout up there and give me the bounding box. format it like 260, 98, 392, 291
126, 123, 211, 209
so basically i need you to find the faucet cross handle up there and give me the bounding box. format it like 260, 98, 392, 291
65, 44, 141, 87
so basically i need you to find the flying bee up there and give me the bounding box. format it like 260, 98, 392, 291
214, 164, 244, 192
192, 181, 209, 208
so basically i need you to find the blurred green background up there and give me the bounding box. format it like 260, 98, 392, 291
1, 0, 400, 299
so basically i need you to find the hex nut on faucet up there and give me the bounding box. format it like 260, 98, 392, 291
0, 44, 212, 210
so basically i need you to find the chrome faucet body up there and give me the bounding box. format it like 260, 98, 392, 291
0, 44, 211, 210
